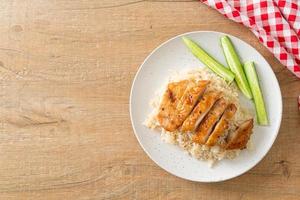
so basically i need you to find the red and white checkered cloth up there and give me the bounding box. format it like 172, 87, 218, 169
201, 0, 300, 78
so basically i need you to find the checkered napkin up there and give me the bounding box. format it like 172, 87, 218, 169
201, 0, 300, 78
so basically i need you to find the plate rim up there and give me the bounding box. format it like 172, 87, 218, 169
129, 30, 283, 182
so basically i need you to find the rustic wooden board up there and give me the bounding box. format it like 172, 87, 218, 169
0, 0, 299, 199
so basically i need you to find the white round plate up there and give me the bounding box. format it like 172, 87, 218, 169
130, 31, 282, 182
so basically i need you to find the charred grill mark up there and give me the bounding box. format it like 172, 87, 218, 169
187, 94, 193, 104
168, 90, 176, 103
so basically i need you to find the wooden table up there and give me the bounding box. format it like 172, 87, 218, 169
0, 1, 299, 199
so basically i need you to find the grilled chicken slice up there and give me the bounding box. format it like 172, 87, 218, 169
181, 91, 220, 132
157, 80, 189, 131
226, 119, 254, 150
176, 80, 209, 127
157, 79, 209, 131
206, 104, 237, 146
193, 98, 227, 144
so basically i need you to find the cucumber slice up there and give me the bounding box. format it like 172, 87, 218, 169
221, 36, 252, 99
182, 36, 235, 83
244, 61, 268, 125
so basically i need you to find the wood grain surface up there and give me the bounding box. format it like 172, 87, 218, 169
0, 0, 299, 199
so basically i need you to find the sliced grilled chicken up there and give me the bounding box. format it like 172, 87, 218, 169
176, 80, 209, 121
206, 104, 237, 146
157, 80, 189, 131
181, 91, 220, 132
193, 98, 227, 144
226, 119, 254, 150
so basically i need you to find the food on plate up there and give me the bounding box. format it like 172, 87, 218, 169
181, 91, 220, 132
193, 98, 228, 144
206, 103, 237, 147
143, 35, 270, 166
183, 36, 268, 125
221, 36, 253, 99
144, 68, 254, 166
156, 80, 189, 131
157, 80, 208, 131
182, 37, 235, 83
226, 119, 254, 150
176, 80, 209, 128
244, 61, 268, 125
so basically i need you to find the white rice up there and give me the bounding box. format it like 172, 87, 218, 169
144, 68, 254, 167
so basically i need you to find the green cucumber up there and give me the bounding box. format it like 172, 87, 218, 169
244, 61, 268, 125
182, 36, 235, 83
221, 36, 253, 99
